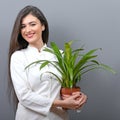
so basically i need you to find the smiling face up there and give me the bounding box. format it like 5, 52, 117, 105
21, 14, 45, 49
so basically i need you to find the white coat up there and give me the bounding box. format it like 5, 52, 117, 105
10, 44, 69, 120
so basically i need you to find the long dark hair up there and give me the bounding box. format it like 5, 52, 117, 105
8, 5, 49, 110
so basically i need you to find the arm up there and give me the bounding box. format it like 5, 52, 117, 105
53, 92, 87, 110
10, 52, 53, 115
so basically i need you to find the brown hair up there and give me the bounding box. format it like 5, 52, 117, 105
8, 5, 49, 109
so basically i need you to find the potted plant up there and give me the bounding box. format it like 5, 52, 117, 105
26, 41, 115, 95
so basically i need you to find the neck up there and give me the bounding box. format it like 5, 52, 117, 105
29, 40, 44, 52
37, 41, 44, 52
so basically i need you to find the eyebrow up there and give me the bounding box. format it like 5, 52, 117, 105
21, 21, 37, 25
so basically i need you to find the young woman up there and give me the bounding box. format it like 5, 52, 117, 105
8, 5, 87, 120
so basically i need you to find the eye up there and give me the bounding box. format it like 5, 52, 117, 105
30, 23, 36, 26
21, 25, 25, 29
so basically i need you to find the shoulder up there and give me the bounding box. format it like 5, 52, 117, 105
11, 50, 24, 58
11, 49, 26, 62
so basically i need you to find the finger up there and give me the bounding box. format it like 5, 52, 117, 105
72, 92, 81, 95
79, 95, 88, 105
71, 93, 81, 99
62, 94, 70, 97
62, 96, 70, 100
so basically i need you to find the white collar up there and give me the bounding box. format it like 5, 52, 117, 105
27, 44, 47, 52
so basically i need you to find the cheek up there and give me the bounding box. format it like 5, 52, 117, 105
36, 26, 43, 33
20, 30, 25, 38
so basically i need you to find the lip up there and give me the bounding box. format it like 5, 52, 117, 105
26, 33, 34, 38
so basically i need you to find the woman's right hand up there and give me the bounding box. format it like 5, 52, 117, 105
62, 92, 82, 110
53, 92, 87, 110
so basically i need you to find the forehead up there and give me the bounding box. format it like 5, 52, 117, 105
22, 14, 40, 24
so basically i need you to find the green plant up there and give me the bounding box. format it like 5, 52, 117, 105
26, 41, 116, 88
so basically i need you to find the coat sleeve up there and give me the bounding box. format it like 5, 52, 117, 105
10, 51, 54, 116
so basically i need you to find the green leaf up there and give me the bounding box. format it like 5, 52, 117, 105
40, 61, 49, 70
25, 40, 116, 88
100, 64, 116, 74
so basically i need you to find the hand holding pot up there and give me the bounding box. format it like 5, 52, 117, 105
62, 92, 87, 110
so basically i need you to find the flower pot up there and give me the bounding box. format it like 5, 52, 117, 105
60, 87, 81, 110
60, 87, 80, 95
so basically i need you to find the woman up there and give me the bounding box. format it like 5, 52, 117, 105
8, 5, 87, 120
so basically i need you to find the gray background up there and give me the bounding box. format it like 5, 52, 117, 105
0, 0, 120, 120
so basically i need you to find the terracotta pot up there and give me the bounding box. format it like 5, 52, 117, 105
60, 87, 80, 95
60, 87, 81, 110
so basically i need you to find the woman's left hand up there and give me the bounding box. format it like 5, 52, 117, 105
62, 92, 87, 109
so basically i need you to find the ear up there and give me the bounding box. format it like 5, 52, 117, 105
42, 25, 45, 31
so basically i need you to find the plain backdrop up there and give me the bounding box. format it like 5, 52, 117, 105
0, 0, 120, 120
